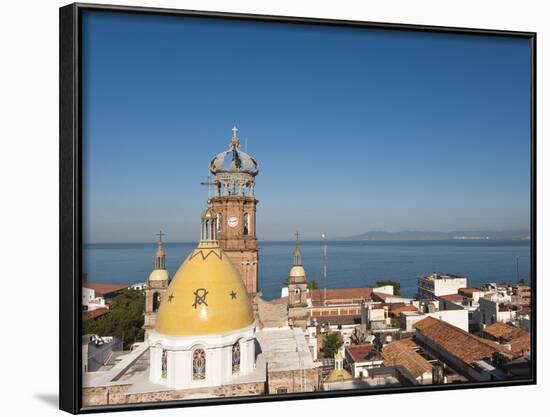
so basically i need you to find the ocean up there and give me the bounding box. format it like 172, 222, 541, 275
83, 240, 531, 300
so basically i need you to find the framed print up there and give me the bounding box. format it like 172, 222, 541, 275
59, 3, 536, 413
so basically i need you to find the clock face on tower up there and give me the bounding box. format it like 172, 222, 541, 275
227, 216, 239, 228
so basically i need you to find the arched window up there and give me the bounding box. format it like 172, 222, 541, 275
161, 349, 167, 379
153, 292, 161, 312
232, 341, 241, 374
243, 213, 249, 236
192, 348, 206, 380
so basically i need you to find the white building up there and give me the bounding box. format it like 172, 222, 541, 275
401, 308, 469, 332
479, 292, 518, 326
417, 272, 467, 298
82, 287, 106, 311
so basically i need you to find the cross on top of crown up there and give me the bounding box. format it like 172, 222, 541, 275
156, 230, 165, 243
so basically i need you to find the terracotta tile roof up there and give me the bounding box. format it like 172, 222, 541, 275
382, 339, 432, 379
83, 283, 127, 295
481, 323, 530, 357
458, 287, 482, 296
390, 305, 419, 316
345, 344, 376, 363
414, 317, 513, 366
509, 333, 531, 356
82, 307, 109, 321
310, 288, 372, 306
482, 322, 528, 341
439, 294, 464, 302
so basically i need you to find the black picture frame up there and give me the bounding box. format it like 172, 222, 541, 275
59, 3, 537, 414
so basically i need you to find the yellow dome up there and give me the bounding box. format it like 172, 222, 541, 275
155, 241, 254, 336
326, 368, 353, 382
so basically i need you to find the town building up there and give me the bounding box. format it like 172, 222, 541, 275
479, 291, 519, 326
414, 316, 514, 382
344, 344, 384, 377
480, 322, 531, 359
417, 272, 467, 299
381, 338, 433, 384
82, 283, 126, 311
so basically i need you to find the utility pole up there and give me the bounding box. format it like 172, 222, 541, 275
322, 233, 327, 305
516, 256, 520, 284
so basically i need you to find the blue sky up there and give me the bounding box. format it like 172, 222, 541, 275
82, 11, 532, 243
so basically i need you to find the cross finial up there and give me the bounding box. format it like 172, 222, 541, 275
295, 231, 300, 242
156, 230, 165, 244
200, 175, 216, 199
232, 125, 239, 138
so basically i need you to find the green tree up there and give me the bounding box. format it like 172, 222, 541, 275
323, 332, 343, 358
375, 279, 401, 296
83, 289, 145, 350
307, 280, 319, 290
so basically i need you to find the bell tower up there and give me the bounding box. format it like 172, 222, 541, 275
287, 232, 308, 330
144, 231, 170, 339
208, 126, 259, 297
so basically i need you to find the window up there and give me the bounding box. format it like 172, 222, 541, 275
232, 341, 241, 374
161, 349, 167, 378
243, 213, 249, 235
153, 292, 161, 312
192, 348, 206, 380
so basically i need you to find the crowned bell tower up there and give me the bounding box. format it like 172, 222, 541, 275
208, 126, 259, 297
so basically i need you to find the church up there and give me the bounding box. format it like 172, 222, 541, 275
82, 128, 320, 406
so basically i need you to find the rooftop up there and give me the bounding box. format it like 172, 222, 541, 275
414, 317, 513, 366
382, 339, 433, 379
390, 305, 419, 316
255, 328, 318, 372
310, 288, 373, 306
438, 294, 464, 303
458, 287, 483, 296
345, 344, 377, 363
482, 322, 528, 341
83, 283, 127, 295
420, 273, 466, 281
82, 307, 109, 321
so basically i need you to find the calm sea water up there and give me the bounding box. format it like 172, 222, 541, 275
83, 240, 531, 300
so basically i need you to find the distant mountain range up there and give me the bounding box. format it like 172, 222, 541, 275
343, 230, 530, 241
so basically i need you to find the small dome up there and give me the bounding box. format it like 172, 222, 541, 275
155, 242, 254, 336
149, 269, 169, 282
201, 205, 215, 220
289, 265, 306, 278
326, 368, 353, 382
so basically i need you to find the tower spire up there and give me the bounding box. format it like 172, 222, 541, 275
154, 230, 166, 270
293, 231, 302, 266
